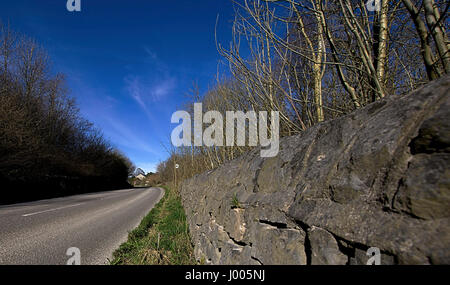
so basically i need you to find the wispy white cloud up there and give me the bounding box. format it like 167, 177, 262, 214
144, 47, 158, 61
151, 77, 176, 100
103, 116, 157, 155
61, 73, 161, 169
125, 76, 148, 110
125, 47, 177, 111
125, 75, 176, 108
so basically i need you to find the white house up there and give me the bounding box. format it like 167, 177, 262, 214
135, 174, 146, 181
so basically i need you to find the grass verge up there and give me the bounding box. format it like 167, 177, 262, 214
110, 186, 195, 265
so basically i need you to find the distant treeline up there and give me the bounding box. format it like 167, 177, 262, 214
0, 24, 134, 204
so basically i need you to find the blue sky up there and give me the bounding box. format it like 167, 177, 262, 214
0, 0, 235, 173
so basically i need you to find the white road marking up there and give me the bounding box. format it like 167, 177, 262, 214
22, 203, 84, 217
0, 204, 50, 215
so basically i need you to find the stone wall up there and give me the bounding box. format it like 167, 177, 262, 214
179, 76, 450, 265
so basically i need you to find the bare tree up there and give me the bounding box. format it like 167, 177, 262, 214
402, 0, 449, 79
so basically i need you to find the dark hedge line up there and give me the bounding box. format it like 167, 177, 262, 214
0, 25, 134, 204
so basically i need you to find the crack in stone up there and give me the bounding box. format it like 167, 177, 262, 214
258, 219, 288, 229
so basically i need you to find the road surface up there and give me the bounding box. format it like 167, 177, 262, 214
0, 187, 164, 264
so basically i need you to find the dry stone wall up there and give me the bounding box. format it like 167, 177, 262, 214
179, 76, 450, 265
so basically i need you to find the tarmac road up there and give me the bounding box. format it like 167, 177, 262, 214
0, 187, 164, 264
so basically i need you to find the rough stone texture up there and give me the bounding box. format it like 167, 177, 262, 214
179, 76, 450, 265
308, 226, 347, 265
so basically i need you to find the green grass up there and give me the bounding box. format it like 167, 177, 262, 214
110, 186, 195, 265
231, 193, 241, 209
